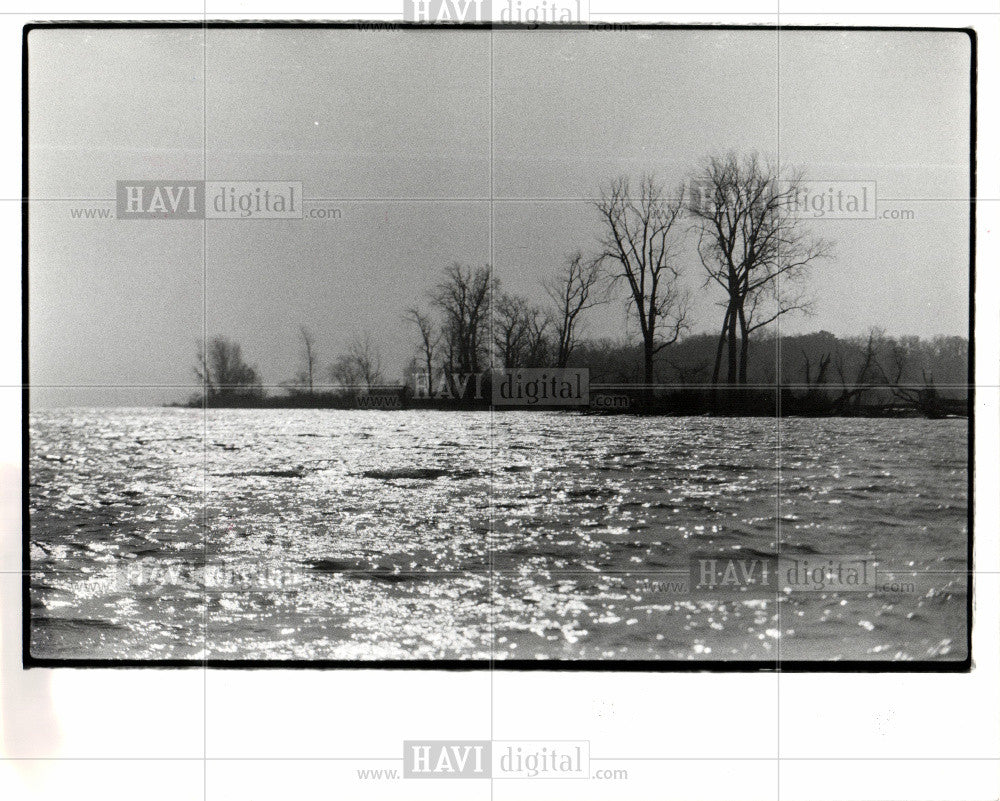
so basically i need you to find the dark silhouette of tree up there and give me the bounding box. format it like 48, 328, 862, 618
194, 336, 262, 401
800, 348, 832, 388
328, 331, 383, 393
865, 331, 944, 416
568, 329, 967, 413
404, 307, 440, 396
888, 369, 942, 417
286, 326, 318, 395
493, 293, 532, 367
491, 291, 553, 368
431, 263, 494, 391
690, 153, 830, 385
328, 355, 361, 393
832, 328, 892, 411
798, 347, 832, 411
544, 251, 605, 368
347, 332, 383, 388
595, 175, 690, 387
521, 305, 551, 367
567, 337, 643, 383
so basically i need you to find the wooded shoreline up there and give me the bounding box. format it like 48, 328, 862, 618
175, 385, 969, 419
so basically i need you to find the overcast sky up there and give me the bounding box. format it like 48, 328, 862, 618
28, 27, 971, 406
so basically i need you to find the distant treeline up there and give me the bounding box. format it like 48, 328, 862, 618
183, 329, 967, 418
182, 154, 968, 418
568, 329, 968, 417
570, 329, 968, 392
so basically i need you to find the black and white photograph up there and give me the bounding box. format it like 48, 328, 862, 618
4, 5, 999, 800
24, 23, 972, 666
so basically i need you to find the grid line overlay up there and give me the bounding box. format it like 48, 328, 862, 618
776, 15, 785, 800
201, 9, 208, 801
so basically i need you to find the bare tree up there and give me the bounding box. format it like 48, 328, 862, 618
493, 293, 531, 367
797, 347, 833, 409
328, 355, 361, 393
347, 331, 383, 388
800, 348, 832, 389
522, 306, 551, 368
868, 333, 942, 416
690, 153, 831, 385
297, 326, 318, 395
595, 175, 690, 386
404, 307, 440, 396
328, 331, 383, 393
544, 251, 605, 368
886, 368, 941, 417
430, 263, 494, 391
832, 328, 885, 412
194, 336, 262, 400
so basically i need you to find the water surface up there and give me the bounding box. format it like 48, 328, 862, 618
29, 409, 968, 662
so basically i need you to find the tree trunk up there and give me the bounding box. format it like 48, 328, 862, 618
726, 303, 739, 384
556, 323, 569, 369
643, 342, 655, 408
737, 304, 749, 385
712, 304, 732, 386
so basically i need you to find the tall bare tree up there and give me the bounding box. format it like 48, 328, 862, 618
298, 326, 317, 395
544, 251, 605, 368
522, 306, 551, 367
430, 263, 494, 391
493, 293, 531, 367
404, 307, 440, 396
595, 175, 690, 386
690, 153, 830, 385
